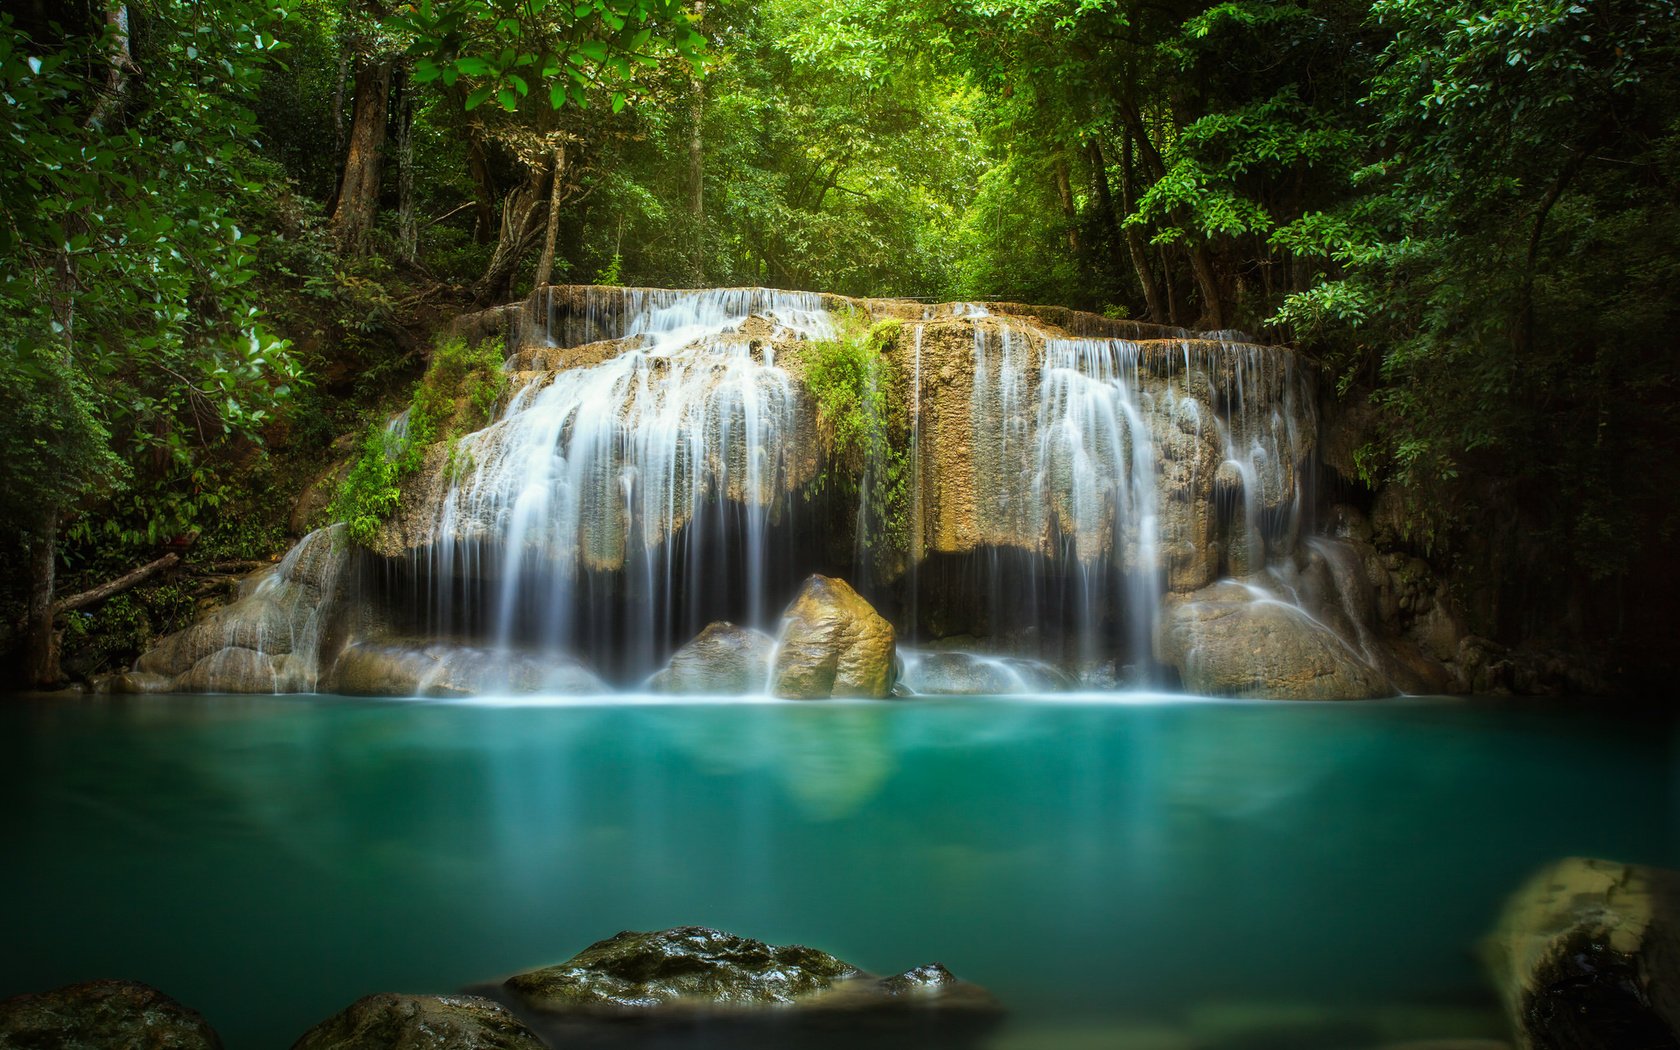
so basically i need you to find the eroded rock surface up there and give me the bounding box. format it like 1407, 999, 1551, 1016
290, 993, 543, 1050
898, 650, 1075, 695
1155, 581, 1392, 700
0, 979, 222, 1050
772, 575, 896, 698
331, 640, 605, 697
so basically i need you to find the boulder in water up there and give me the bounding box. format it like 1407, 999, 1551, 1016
330, 641, 606, 697
0, 979, 223, 1049
772, 576, 896, 699
1155, 581, 1392, 700
174, 645, 279, 693
494, 926, 1000, 1047
290, 993, 543, 1050
1485, 857, 1680, 1050
898, 650, 1075, 695
502, 926, 862, 1012
647, 621, 775, 694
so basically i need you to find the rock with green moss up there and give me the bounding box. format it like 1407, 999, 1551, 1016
290, 994, 542, 1050
494, 927, 1001, 1048
772, 575, 897, 698
1486, 857, 1680, 1050
0, 979, 222, 1050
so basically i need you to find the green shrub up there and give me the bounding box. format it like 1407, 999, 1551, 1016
330, 336, 508, 546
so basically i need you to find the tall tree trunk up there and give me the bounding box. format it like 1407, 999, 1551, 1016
476, 166, 551, 303
1053, 157, 1080, 254
395, 66, 417, 262
533, 142, 568, 289
25, 511, 60, 688
687, 0, 707, 285
1117, 128, 1166, 323
332, 57, 393, 255
86, 3, 135, 131
1189, 244, 1225, 330
466, 133, 498, 244
1160, 245, 1182, 326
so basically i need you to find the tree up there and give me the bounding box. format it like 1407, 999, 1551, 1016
0, 0, 299, 685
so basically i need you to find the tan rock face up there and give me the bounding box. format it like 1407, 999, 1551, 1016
1155, 581, 1392, 700
772, 575, 897, 698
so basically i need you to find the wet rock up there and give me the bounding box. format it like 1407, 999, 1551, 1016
502, 927, 862, 1012
647, 621, 775, 694
1155, 582, 1392, 700
174, 646, 279, 693
290, 993, 543, 1050
772, 575, 896, 698
331, 641, 606, 697
494, 927, 1001, 1048
1486, 857, 1680, 1050
899, 650, 1075, 695
0, 978, 222, 1049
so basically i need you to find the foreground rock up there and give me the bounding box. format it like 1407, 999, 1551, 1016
0, 979, 222, 1049
647, 621, 775, 693
493, 927, 999, 1048
1155, 581, 1392, 700
291, 993, 543, 1050
772, 576, 897, 698
331, 641, 606, 697
1486, 857, 1680, 1049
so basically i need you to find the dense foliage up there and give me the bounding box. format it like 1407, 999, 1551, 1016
2, 0, 1676, 683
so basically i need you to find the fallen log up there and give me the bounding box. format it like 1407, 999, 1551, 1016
52, 553, 180, 616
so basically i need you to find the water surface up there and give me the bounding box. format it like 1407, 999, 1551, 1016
2, 694, 1674, 1047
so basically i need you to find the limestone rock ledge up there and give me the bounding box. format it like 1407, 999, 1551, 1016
1155, 581, 1394, 700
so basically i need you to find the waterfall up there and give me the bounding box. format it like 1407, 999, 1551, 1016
420, 289, 832, 673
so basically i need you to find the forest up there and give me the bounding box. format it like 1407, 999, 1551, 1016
1, 0, 1677, 690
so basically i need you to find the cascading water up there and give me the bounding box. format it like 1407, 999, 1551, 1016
135, 285, 1375, 698
419, 289, 833, 676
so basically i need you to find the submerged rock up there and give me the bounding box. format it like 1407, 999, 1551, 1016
0, 979, 222, 1049
1486, 857, 1680, 1050
502, 927, 862, 1012
1155, 581, 1392, 700
291, 993, 543, 1050
494, 926, 1000, 1047
898, 650, 1076, 695
647, 621, 776, 694
330, 641, 606, 697
772, 575, 897, 698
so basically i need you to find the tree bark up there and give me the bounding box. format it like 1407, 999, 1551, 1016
25, 511, 60, 688
395, 66, 417, 262
533, 142, 568, 289
53, 553, 180, 616
332, 56, 393, 255
85, 3, 135, 131
1117, 128, 1166, 323
475, 165, 551, 303
1053, 157, 1080, 254
1189, 243, 1226, 331
688, 0, 707, 285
